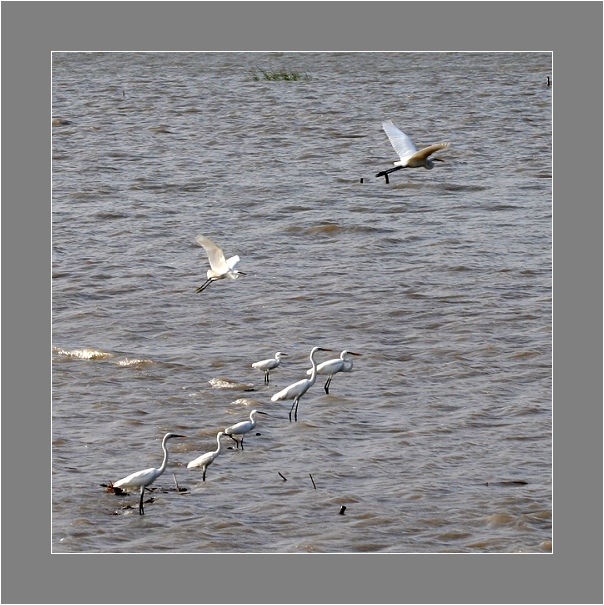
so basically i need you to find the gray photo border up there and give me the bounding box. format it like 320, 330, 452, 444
3, 2, 602, 604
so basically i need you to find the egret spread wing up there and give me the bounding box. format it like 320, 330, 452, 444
226, 255, 240, 271
382, 120, 417, 162
196, 235, 229, 273
409, 142, 450, 163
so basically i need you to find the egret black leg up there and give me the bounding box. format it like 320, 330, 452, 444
196, 278, 214, 293
265, 372, 270, 385
289, 399, 297, 422
240, 436, 245, 451
294, 401, 299, 422
139, 487, 145, 515
228, 434, 240, 449
202, 468, 206, 482
376, 166, 403, 181
324, 376, 332, 394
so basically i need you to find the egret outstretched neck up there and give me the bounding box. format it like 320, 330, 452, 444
157, 433, 172, 475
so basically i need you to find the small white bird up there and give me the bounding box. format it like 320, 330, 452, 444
306, 350, 362, 395
111, 432, 186, 515
271, 346, 333, 422
252, 352, 287, 385
187, 431, 226, 481
376, 120, 450, 179
224, 409, 268, 450
195, 234, 245, 293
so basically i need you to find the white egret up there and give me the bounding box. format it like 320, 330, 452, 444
306, 350, 362, 395
195, 234, 245, 293
224, 409, 268, 450
187, 431, 226, 481
376, 120, 450, 179
271, 346, 333, 422
111, 432, 186, 515
252, 352, 287, 385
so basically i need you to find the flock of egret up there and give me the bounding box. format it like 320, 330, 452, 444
108, 119, 442, 515
109, 346, 362, 513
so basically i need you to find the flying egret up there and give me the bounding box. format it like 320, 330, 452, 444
376, 120, 450, 179
187, 431, 226, 481
224, 409, 268, 450
252, 352, 287, 385
306, 350, 362, 395
271, 346, 333, 422
195, 234, 245, 293
111, 432, 186, 515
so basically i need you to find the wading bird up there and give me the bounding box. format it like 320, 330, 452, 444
307, 350, 362, 395
111, 432, 186, 515
224, 409, 268, 450
187, 431, 226, 481
376, 120, 450, 180
271, 346, 333, 422
195, 234, 245, 293
252, 352, 287, 385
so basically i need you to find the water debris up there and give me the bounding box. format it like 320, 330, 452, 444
52, 117, 72, 126
485, 480, 529, 487
278, 472, 287, 482
102, 482, 126, 496
339, 506, 347, 515
360, 177, 364, 183
309, 473, 317, 489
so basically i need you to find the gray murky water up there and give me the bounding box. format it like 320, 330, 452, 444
52, 52, 552, 553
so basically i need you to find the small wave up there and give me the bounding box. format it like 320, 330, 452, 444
305, 224, 343, 235
230, 398, 260, 407
208, 377, 255, 390
116, 358, 154, 367
52, 347, 113, 360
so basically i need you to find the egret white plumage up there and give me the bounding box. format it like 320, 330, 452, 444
195, 234, 245, 293
111, 432, 186, 515
271, 346, 333, 422
187, 431, 226, 481
306, 350, 362, 395
376, 120, 450, 179
252, 352, 287, 385
224, 409, 268, 450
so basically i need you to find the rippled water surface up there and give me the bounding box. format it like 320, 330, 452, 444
52, 52, 552, 553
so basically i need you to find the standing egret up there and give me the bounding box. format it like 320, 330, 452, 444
224, 409, 268, 450
271, 346, 333, 422
252, 352, 287, 385
306, 350, 362, 395
195, 234, 245, 293
376, 120, 450, 179
111, 432, 186, 515
187, 431, 226, 481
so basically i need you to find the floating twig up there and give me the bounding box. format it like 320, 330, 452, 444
309, 473, 317, 489
278, 472, 287, 482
